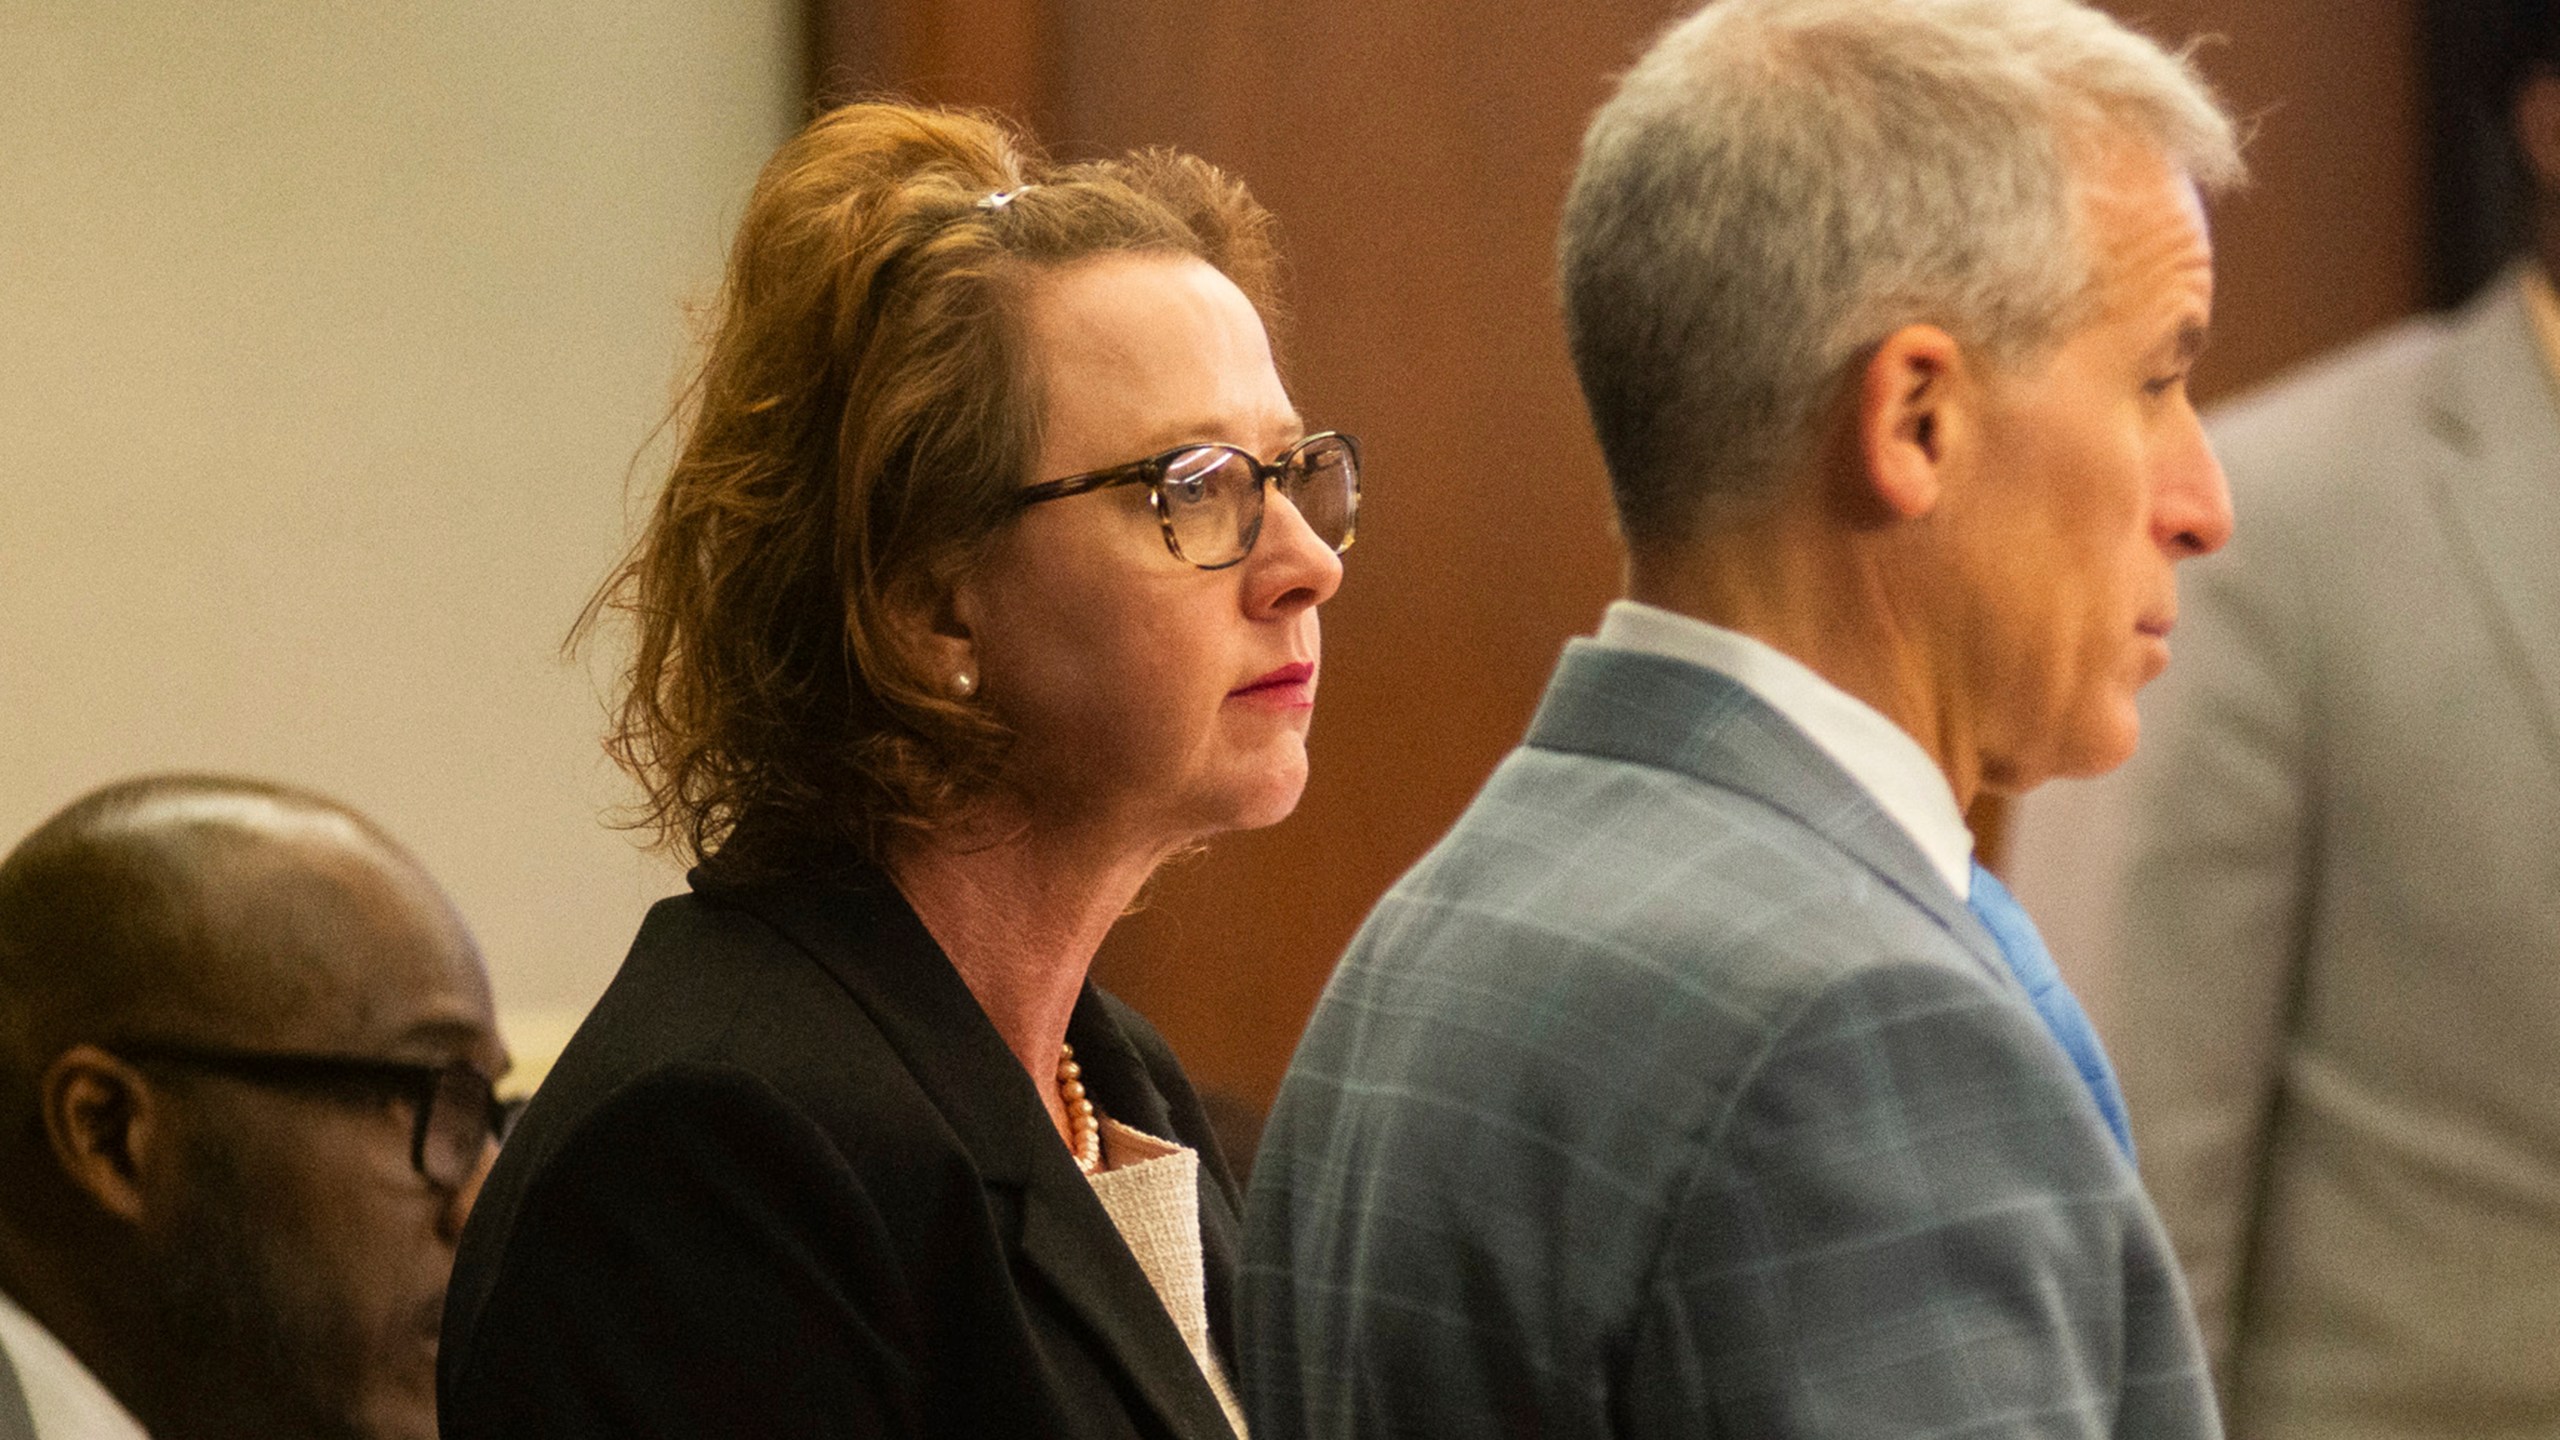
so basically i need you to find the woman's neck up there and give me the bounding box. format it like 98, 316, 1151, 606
886, 817, 1170, 1146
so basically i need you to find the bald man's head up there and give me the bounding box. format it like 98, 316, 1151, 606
0, 777, 451, 1073
0, 775, 504, 1440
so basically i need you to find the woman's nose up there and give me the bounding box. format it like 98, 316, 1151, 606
1244, 487, 1345, 616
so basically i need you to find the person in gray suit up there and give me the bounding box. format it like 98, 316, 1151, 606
0, 775, 510, 1440
1241, 1, 2243, 1435
2108, 11, 2560, 1435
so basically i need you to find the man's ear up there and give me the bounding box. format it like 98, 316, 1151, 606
40, 1045, 160, 1225
2516, 68, 2560, 195
1858, 324, 1967, 522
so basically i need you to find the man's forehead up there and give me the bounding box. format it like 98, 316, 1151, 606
160, 818, 498, 1061
2042, 163, 2211, 367
2075, 146, 2213, 284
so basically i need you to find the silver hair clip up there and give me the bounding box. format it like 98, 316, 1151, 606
976, 185, 1034, 212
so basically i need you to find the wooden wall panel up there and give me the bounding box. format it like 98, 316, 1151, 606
812, 0, 2426, 1111
1047, 1, 1681, 1108
809, 0, 1055, 118
2131, 0, 2427, 404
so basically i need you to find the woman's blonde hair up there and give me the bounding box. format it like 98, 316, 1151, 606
584, 102, 1281, 877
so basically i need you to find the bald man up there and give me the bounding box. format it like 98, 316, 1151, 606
0, 775, 509, 1440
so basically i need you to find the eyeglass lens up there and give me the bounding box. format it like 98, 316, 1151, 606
1156, 437, 1358, 567
416, 1064, 513, 1190
1281, 437, 1357, 555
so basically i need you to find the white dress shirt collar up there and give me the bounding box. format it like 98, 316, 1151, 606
0, 1288, 151, 1440
1592, 599, 1976, 901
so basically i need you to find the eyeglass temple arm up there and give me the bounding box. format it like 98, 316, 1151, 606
1014, 459, 1161, 507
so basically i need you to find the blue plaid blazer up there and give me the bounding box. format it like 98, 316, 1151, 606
1241, 642, 2218, 1438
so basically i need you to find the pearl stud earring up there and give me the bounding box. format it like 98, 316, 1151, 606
952, 670, 977, 699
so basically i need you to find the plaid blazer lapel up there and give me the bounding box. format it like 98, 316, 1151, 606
1523, 639, 2012, 987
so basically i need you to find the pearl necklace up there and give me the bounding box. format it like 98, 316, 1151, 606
1058, 1044, 1101, 1174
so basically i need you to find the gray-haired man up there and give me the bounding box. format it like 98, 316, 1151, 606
1242, 1, 2242, 1435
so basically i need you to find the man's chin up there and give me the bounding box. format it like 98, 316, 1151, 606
2053, 715, 2143, 784
1984, 717, 2140, 794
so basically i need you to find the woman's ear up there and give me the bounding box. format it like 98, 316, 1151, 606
1859, 324, 1967, 522
882, 564, 981, 702
41, 1045, 160, 1226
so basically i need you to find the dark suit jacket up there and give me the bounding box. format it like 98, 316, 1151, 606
439, 855, 1245, 1440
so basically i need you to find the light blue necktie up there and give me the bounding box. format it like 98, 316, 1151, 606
1966, 860, 2134, 1161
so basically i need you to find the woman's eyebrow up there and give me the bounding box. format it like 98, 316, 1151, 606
1129, 410, 1308, 455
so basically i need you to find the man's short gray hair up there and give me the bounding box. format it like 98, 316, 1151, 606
1561, 0, 2243, 548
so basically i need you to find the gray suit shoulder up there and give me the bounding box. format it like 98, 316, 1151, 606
2208, 310, 2452, 507
1247, 739, 2183, 1439
1278, 738, 2030, 1270
2212, 309, 2450, 436
2205, 271, 2544, 531
1375, 741, 1988, 1008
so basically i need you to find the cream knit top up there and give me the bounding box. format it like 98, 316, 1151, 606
1084, 1117, 1250, 1438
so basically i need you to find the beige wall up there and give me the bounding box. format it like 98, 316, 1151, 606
0, 2, 799, 1073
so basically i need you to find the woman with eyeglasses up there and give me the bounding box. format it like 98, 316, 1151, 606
436, 102, 1355, 1440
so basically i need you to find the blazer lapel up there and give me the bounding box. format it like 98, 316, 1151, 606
1034, 996, 1242, 1435
1016, 1168, 1238, 1439
1194, 1158, 1243, 1375
1524, 640, 2013, 987
707, 861, 1235, 1439
2421, 268, 2560, 769
1074, 996, 1246, 1376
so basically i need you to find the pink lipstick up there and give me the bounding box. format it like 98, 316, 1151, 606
1229, 661, 1316, 709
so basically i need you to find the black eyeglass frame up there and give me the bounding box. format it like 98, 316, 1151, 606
107, 1039, 520, 1191
1011, 430, 1361, 571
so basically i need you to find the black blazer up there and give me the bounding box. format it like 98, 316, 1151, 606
438, 857, 1246, 1439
